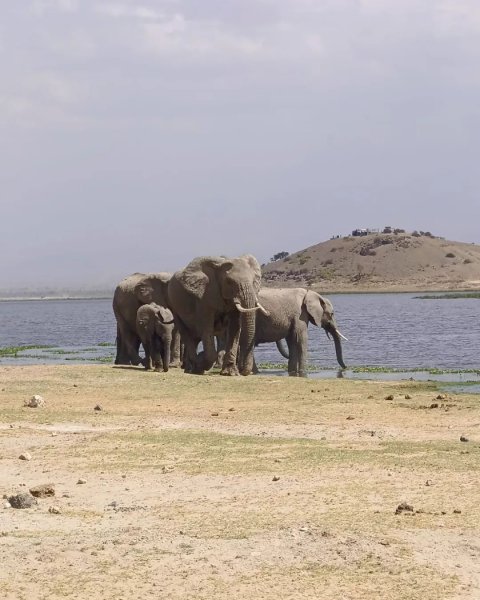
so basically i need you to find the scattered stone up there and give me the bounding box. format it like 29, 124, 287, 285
453, 509, 462, 514
395, 502, 414, 515
460, 436, 469, 443
228, 407, 235, 412
425, 480, 433, 486
430, 403, 439, 409
436, 394, 446, 400
19, 452, 32, 461
272, 476, 280, 482
30, 484, 55, 498
94, 404, 102, 411
73, 384, 78, 387
346, 416, 354, 420
24, 395, 45, 408
211, 412, 219, 416
51, 432, 57, 437
404, 394, 412, 400
385, 395, 394, 401
367, 395, 374, 399
48, 506, 61, 514
8, 493, 38, 509
4, 501, 11, 509
77, 478, 87, 485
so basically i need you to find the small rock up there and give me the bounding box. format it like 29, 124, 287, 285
211, 412, 219, 416
3, 501, 11, 509
436, 394, 446, 400
453, 509, 462, 514
367, 395, 374, 399
430, 403, 439, 409
404, 394, 412, 400
51, 432, 57, 437
395, 502, 414, 515
19, 452, 32, 461
228, 407, 235, 412
460, 436, 469, 443
8, 493, 38, 509
346, 416, 354, 420
48, 506, 61, 515
385, 395, 394, 401
77, 478, 87, 485
94, 404, 102, 411
24, 395, 45, 408
425, 480, 433, 486
272, 476, 280, 482
30, 484, 55, 498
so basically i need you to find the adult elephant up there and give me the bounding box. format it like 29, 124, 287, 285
253, 288, 347, 376
167, 255, 267, 376
113, 272, 181, 367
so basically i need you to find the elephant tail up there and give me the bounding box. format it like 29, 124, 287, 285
276, 339, 290, 359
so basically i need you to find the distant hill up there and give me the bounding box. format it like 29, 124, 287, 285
262, 232, 480, 292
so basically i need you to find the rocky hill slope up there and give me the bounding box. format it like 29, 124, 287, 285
262, 232, 480, 292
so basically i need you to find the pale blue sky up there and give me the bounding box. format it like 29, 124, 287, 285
1, 0, 479, 288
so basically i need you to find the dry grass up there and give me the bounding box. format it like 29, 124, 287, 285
0, 365, 479, 599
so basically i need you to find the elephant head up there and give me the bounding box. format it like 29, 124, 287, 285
304, 290, 347, 369
169, 254, 266, 375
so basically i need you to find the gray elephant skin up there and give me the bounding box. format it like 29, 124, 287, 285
113, 272, 180, 367
136, 303, 175, 371
254, 288, 347, 376
167, 255, 267, 376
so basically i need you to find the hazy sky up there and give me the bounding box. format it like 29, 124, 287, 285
1, 0, 479, 288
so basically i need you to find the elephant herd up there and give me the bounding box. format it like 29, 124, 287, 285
112, 254, 347, 377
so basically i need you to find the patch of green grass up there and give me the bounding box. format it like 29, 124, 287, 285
0, 344, 55, 357
98, 342, 115, 347
351, 366, 480, 375
82, 430, 480, 476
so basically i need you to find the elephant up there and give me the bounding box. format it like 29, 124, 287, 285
252, 287, 347, 376
113, 272, 181, 367
167, 254, 267, 376
136, 303, 175, 371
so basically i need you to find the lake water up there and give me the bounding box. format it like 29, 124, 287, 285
0, 294, 479, 386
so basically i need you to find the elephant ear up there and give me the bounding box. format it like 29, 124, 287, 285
240, 254, 262, 292
304, 290, 326, 327
180, 256, 232, 300
156, 306, 174, 324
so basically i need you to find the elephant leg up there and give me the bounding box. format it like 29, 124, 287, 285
169, 327, 181, 368
252, 353, 259, 375
124, 330, 144, 366
286, 335, 299, 377
198, 329, 217, 373
221, 312, 240, 376
175, 317, 201, 374
296, 327, 309, 378
143, 340, 153, 371
160, 338, 170, 372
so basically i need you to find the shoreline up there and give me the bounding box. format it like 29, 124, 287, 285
2, 287, 480, 301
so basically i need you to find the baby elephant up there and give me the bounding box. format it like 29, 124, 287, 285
136, 303, 175, 372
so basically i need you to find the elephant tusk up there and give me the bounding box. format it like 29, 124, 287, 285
335, 329, 348, 342
255, 301, 270, 316
234, 302, 260, 314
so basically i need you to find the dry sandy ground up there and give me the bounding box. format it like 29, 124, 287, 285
1, 365, 479, 599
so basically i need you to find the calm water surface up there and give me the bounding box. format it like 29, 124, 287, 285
0, 294, 478, 375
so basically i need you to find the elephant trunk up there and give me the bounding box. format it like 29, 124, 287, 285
276, 339, 290, 359
330, 328, 346, 369
237, 285, 257, 375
